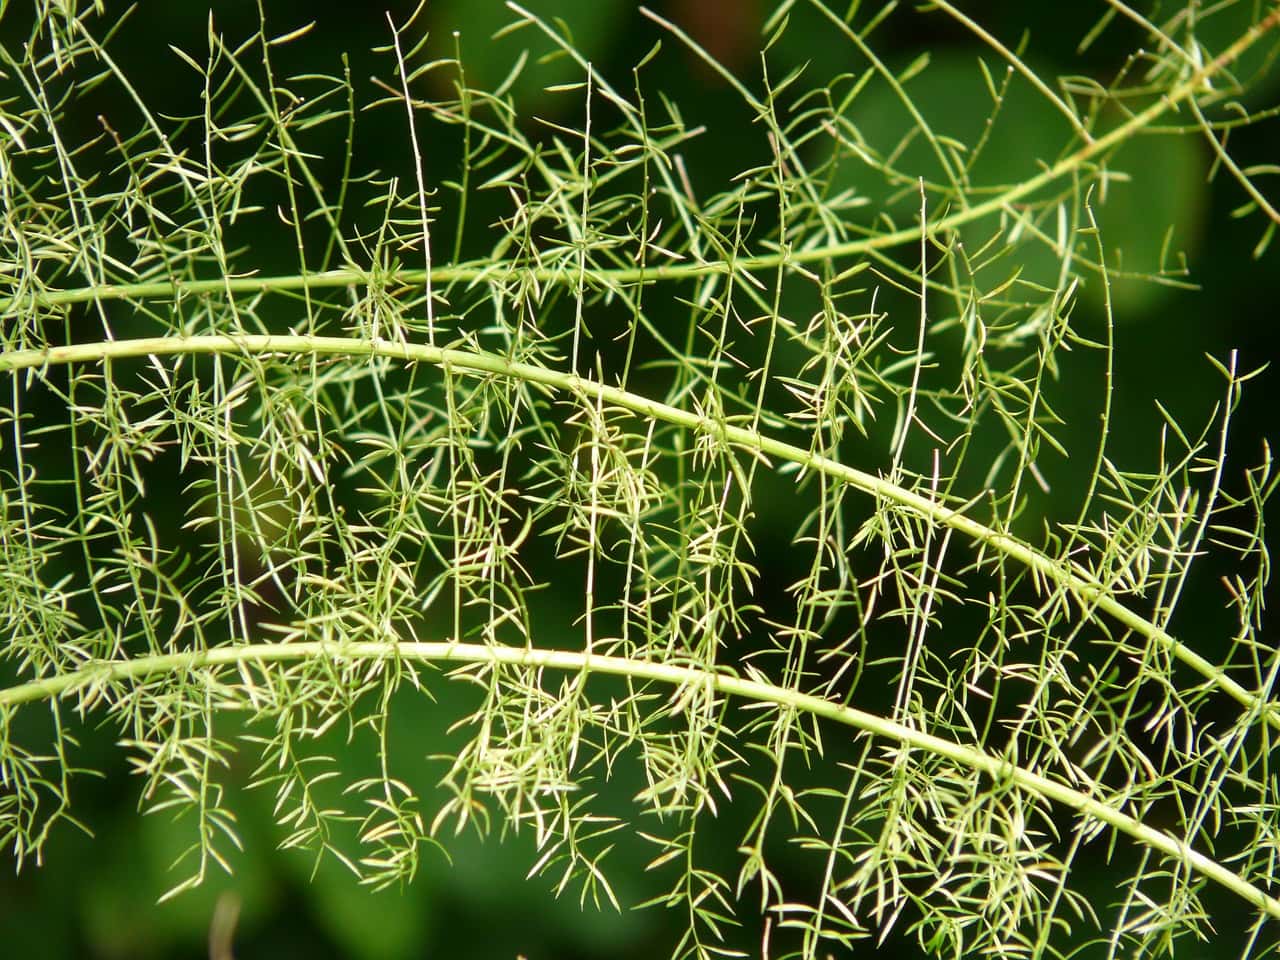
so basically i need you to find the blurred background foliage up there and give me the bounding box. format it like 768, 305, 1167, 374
0, 1, 1276, 957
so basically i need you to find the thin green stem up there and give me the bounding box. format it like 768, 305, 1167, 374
2, 332, 1276, 733
3, 637, 1276, 919
2, 5, 1274, 316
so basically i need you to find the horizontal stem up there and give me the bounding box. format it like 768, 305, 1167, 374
1, 7, 1275, 315
2, 638, 1276, 919
3, 333, 1275, 734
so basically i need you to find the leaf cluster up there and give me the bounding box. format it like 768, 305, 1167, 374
1, 1, 1279, 957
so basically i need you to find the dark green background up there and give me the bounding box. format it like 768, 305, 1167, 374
1, 1, 1277, 957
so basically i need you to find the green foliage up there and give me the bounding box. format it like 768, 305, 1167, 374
1, 1, 1279, 957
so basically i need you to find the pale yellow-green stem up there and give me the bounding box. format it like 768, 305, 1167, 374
1, 333, 1275, 736
0, 4, 1275, 316
2, 638, 1277, 920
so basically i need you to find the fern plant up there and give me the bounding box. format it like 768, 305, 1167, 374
2, 0, 1279, 957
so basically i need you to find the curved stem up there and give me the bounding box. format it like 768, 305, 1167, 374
2, 637, 1276, 919
2, 332, 1275, 734
1, 7, 1275, 315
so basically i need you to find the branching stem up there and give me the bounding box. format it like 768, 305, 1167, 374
3, 637, 1277, 919
2, 333, 1275, 735
2, 4, 1275, 316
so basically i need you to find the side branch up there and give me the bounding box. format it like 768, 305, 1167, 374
1, 332, 1275, 733
1, 6, 1275, 315
1, 638, 1277, 919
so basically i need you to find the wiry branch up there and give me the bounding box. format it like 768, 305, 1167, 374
2, 333, 1273, 732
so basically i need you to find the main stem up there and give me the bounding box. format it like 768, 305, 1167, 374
1, 332, 1275, 736
2, 637, 1277, 919
1, 5, 1276, 315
